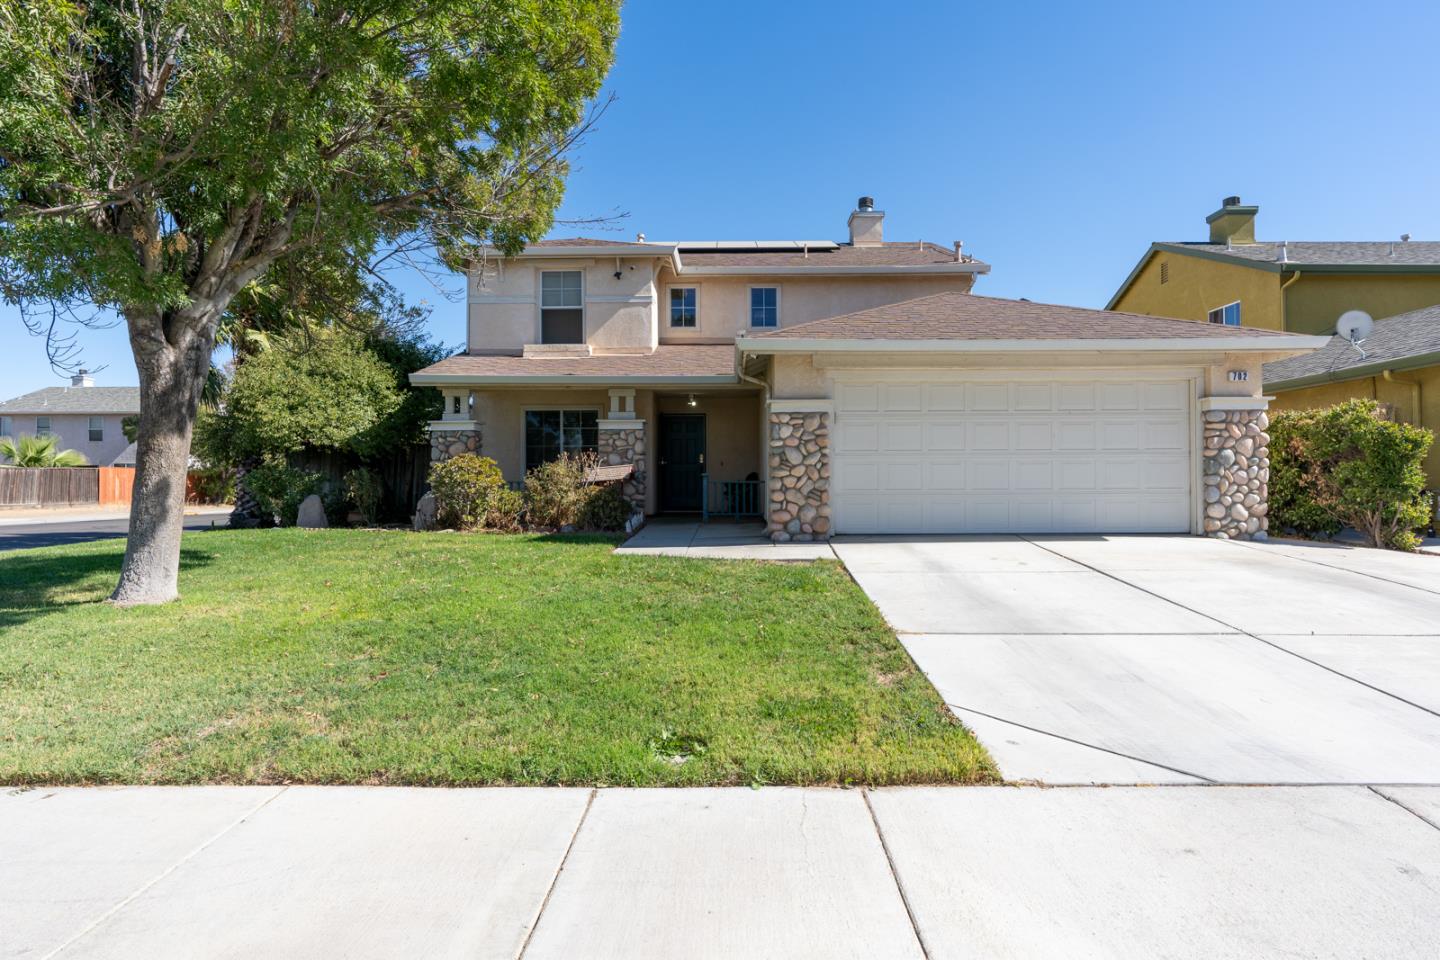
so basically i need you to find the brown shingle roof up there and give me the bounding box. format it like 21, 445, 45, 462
750, 292, 1301, 341
527, 237, 641, 247
1162, 241, 1440, 268
411, 345, 736, 382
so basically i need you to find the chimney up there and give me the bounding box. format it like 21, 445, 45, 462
71, 369, 94, 388
1206, 195, 1259, 245
847, 196, 884, 247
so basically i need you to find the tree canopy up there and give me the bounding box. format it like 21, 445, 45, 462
0, 0, 621, 602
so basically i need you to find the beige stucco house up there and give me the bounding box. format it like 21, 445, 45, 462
0, 372, 138, 466
412, 199, 1325, 541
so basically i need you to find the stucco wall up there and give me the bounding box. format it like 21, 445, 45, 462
1270, 366, 1440, 483
473, 388, 612, 482
467, 256, 658, 352
1112, 253, 1284, 331
656, 274, 973, 344
1282, 274, 1440, 336
0, 412, 130, 466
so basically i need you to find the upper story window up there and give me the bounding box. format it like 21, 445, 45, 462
1207, 301, 1242, 326
669, 287, 697, 328
88, 416, 103, 442
540, 271, 584, 344
0, 416, 11, 437
35, 416, 51, 436
750, 286, 779, 328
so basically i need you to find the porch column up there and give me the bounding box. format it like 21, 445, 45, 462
600, 388, 646, 512
1200, 397, 1270, 540
427, 387, 481, 461
598, 419, 647, 512
766, 400, 831, 542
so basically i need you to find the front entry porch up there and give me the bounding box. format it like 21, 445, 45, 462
615, 516, 835, 560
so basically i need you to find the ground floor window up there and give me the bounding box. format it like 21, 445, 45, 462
525, 409, 598, 472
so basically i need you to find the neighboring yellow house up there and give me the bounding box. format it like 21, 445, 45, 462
1107, 197, 1440, 335
1262, 304, 1440, 485
1109, 197, 1440, 491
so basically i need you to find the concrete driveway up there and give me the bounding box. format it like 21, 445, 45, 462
833, 535, 1440, 785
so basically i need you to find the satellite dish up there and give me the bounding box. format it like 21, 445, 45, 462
1336, 310, 1374, 342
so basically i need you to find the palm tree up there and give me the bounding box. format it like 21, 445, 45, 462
0, 433, 89, 467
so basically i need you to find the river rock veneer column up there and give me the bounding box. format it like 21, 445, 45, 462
429, 427, 481, 462
767, 411, 831, 542
1201, 408, 1269, 540
598, 421, 647, 511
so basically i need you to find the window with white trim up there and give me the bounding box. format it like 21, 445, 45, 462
524, 409, 598, 472
1207, 301, 1241, 326
669, 287, 697, 328
89, 416, 104, 441
540, 271, 584, 344
750, 286, 779, 327
35, 416, 51, 436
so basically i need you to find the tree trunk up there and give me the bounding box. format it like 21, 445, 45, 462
111, 309, 216, 605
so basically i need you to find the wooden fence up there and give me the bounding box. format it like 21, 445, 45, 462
0, 467, 101, 507
98, 466, 136, 506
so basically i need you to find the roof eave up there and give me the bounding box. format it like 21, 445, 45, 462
736, 334, 1329, 354
675, 262, 991, 277
409, 372, 739, 387
1267, 348, 1440, 392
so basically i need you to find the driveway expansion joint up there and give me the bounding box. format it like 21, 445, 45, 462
861, 788, 933, 960
1225, 537, 1440, 598
1017, 535, 1440, 721
515, 787, 597, 959
1371, 786, 1440, 832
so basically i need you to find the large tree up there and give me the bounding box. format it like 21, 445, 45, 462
0, 0, 619, 603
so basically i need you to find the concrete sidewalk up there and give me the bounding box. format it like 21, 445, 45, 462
4, 784, 1438, 959
0, 505, 231, 527
616, 517, 836, 560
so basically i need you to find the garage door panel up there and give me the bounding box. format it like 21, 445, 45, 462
926, 422, 966, 450
971, 421, 1010, 450
883, 422, 923, 451
1014, 422, 1053, 451
927, 384, 967, 411
1056, 421, 1096, 450
831, 377, 1193, 535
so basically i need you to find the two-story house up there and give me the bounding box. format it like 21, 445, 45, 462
412, 198, 1323, 541
0, 371, 138, 466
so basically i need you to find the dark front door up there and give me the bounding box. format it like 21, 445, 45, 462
659, 414, 706, 512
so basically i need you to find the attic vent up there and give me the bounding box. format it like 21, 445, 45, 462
1159, 261, 1170, 284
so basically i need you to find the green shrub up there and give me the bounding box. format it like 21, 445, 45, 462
1268, 409, 1342, 539
524, 453, 594, 529
1270, 399, 1432, 550
428, 454, 504, 529
579, 480, 629, 531
483, 487, 527, 532
344, 467, 385, 525
186, 466, 235, 505
244, 459, 325, 526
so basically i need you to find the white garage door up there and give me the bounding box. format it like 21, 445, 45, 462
831, 376, 1194, 534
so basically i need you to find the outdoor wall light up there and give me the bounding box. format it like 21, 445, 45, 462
687, 394, 697, 408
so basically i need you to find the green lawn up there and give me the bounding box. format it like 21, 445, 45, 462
0, 530, 994, 786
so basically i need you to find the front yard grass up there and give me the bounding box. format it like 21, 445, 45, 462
0, 529, 994, 786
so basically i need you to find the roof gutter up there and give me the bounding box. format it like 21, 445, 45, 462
735, 334, 1329, 354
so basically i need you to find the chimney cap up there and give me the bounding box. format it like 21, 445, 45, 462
1223, 195, 1242, 207
856, 196, 875, 212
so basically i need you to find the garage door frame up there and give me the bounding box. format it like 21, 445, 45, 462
827, 366, 1205, 536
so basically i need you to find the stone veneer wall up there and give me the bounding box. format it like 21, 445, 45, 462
1202, 408, 1269, 540
429, 428, 481, 462
598, 424, 647, 510
766, 411, 831, 542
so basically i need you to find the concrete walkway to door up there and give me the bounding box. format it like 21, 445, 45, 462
615, 517, 836, 560
833, 534, 1440, 785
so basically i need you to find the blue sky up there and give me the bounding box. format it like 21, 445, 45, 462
4, 0, 1439, 396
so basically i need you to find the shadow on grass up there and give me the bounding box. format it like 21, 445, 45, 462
0, 547, 217, 629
